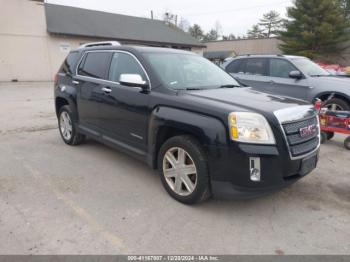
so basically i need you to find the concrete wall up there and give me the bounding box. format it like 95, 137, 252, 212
197, 38, 350, 66
194, 38, 282, 56
0, 0, 106, 82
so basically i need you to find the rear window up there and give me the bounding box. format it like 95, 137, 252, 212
61, 51, 79, 75
78, 52, 111, 79
226, 59, 244, 74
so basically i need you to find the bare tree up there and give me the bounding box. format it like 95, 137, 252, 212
178, 17, 191, 32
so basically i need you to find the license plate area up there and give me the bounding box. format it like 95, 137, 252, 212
300, 154, 317, 176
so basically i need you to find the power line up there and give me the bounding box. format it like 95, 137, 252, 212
183, 1, 291, 17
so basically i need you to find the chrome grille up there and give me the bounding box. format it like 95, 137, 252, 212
282, 116, 320, 158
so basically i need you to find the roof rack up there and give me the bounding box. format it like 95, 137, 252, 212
79, 41, 121, 48
235, 54, 285, 57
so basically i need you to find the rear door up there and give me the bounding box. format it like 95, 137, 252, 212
75, 51, 112, 130
226, 58, 272, 94
268, 58, 309, 100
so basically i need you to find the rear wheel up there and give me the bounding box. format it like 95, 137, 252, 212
58, 106, 85, 145
324, 98, 350, 111
158, 135, 211, 204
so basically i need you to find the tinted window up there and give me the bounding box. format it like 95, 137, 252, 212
269, 59, 297, 78
226, 59, 245, 74
61, 51, 79, 75
245, 58, 267, 76
78, 52, 111, 79
108, 53, 146, 83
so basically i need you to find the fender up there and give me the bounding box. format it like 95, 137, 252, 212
313, 91, 350, 104
147, 106, 228, 168
54, 84, 79, 121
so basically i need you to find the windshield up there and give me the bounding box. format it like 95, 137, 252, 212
145, 53, 240, 90
292, 58, 330, 77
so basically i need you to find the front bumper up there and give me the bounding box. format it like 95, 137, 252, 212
206, 142, 319, 200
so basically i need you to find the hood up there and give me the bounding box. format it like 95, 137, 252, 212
185, 87, 310, 115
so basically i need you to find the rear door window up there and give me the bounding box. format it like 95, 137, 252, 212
78, 52, 111, 79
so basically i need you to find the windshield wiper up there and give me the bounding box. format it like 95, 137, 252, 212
219, 84, 240, 88
310, 74, 330, 77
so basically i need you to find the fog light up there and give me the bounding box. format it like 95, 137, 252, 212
249, 157, 261, 182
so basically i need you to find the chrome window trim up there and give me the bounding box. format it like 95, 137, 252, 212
75, 50, 152, 90
274, 105, 321, 160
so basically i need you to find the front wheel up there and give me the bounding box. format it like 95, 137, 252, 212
158, 135, 211, 205
58, 106, 85, 145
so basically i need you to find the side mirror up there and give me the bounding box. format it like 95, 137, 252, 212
119, 74, 149, 90
289, 70, 303, 79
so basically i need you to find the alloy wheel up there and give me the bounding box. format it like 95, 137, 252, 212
59, 111, 73, 141
162, 147, 197, 196
326, 103, 344, 111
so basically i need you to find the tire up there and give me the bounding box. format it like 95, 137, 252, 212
58, 105, 85, 145
324, 98, 350, 111
157, 135, 211, 205
320, 132, 328, 144
326, 132, 335, 140
344, 137, 350, 150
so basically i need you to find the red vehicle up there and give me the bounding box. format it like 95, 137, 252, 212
315, 99, 350, 150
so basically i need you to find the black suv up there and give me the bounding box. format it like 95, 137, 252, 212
55, 42, 320, 204
223, 55, 350, 111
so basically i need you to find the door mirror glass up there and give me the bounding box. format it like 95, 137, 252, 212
119, 74, 148, 89
289, 70, 303, 79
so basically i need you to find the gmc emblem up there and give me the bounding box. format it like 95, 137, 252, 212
299, 124, 317, 138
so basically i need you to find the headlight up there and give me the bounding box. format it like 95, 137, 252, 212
228, 112, 275, 144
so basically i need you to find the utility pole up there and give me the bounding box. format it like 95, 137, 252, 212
151, 10, 154, 19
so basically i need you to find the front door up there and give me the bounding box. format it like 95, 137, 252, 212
268, 58, 309, 100
98, 52, 150, 153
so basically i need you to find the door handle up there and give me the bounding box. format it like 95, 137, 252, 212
101, 87, 112, 94
72, 80, 80, 85
269, 80, 275, 84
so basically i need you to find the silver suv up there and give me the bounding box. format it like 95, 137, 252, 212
223, 55, 350, 111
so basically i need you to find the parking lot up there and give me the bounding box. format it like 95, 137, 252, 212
0, 82, 349, 255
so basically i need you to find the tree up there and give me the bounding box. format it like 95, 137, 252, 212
203, 29, 219, 41
222, 34, 236, 40
178, 17, 190, 32
258, 10, 283, 37
214, 21, 223, 38
280, 0, 350, 60
340, 0, 350, 18
162, 11, 178, 26
247, 24, 265, 39
188, 24, 204, 40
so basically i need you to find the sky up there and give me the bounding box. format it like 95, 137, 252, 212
46, 0, 294, 36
